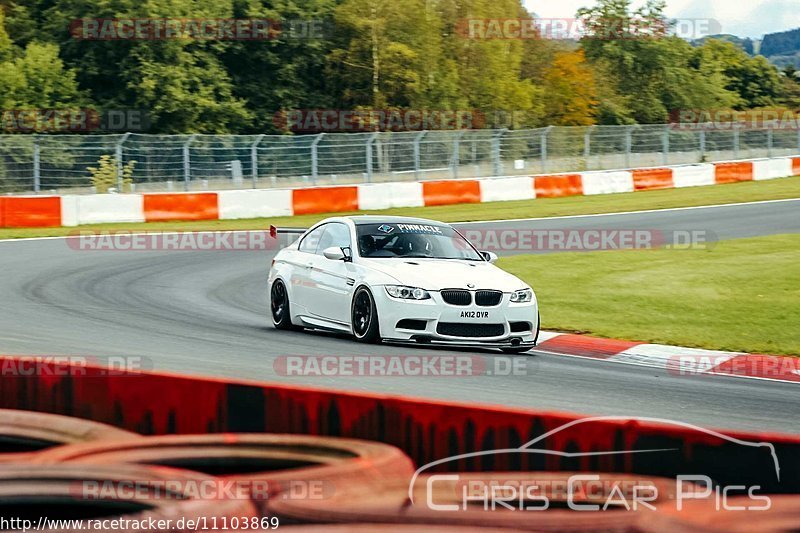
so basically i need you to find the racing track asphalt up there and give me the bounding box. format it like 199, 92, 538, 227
0, 199, 798, 433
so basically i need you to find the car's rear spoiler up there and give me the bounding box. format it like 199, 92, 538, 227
269, 225, 307, 239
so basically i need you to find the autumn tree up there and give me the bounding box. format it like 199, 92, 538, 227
540, 49, 597, 126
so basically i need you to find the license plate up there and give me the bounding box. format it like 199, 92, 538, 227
460, 311, 490, 320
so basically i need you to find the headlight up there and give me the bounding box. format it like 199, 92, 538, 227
510, 288, 533, 303
385, 285, 431, 300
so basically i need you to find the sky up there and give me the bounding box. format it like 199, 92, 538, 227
523, 0, 800, 39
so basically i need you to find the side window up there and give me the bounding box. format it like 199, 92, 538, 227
298, 225, 327, 254
317, 222, 352, 254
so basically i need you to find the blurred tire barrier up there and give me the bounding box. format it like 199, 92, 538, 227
265, 470, 699, 531
658, 494, 800, 533
34, 433, 415, 517
2, 355, 799, 493
0, 463, 256, 529
0, 408, 137, 463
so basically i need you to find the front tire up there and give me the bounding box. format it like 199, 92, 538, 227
352, 287, 380, 343
270, 280, 294, 330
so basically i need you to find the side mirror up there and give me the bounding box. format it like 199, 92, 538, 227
481, 251, 499, 263
323, 247, 346, 260
323, 247, 352, 262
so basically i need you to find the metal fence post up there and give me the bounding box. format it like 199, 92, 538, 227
251, 134, 264, 188
33, 135, 41, 193
413, 131, 425, 180
662, 126, 669, 165
492, 129, 506, 176
183, 134, 197, 191
365, 133, 378, 183
452, 131, 465, 179
733, 128, 740, 159
311, 133, 325, 184
584, 126, 595, 169
699, 130, 706, 162
541, 126, 552, 173
116, 132, 131, 192
624, 126, 633, 168
766, 128, 773, 158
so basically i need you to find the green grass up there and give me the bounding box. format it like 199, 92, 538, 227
498, 234, 800, 356
1, 175, 799, 240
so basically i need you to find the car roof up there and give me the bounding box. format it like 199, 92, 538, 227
345, 215, 448, 226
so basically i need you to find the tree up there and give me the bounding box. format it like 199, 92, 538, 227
577, 0, 739, 123
540, 49, 597, 126
223, 0, 339, 133
327, 0, 462, 112
0, 9, 13, 63
697, 39, 783, 109
0, 41, 83, 111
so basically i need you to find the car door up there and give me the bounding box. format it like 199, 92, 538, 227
292, 224, 327, 314
308, 222, 355, 324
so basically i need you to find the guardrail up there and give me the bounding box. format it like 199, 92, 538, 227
2, 124, 799, 195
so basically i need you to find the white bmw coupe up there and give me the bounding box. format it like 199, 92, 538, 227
268, 216, 539, 353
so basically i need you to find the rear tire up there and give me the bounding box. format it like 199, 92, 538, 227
352, 287, 380, 343
271, 280, 294, 330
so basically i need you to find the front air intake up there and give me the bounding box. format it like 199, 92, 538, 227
396, 319, 427, 331
436, 323, 505, 338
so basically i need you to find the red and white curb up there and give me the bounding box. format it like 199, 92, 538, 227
536, 331, 800, 384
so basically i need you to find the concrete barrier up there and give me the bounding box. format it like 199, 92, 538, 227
218, 189, 293, 219
1, 154, 797, 228
672, 164, 716, 188
580, 170, 634, 195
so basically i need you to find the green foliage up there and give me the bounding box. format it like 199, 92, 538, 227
576, 0, 745, 124
697, 39, 783, 108
0, 41, 84, 112
88, 155, 136, 193
0, 0, 794, 133
500, 233, 800, 355
0, 10, 13, 62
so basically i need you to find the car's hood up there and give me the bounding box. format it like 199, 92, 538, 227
358, 258, 527, 292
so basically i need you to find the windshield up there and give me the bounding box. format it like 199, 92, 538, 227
355, 222, 483, 260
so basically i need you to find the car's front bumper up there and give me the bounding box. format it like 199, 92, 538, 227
374, 287, 539, 348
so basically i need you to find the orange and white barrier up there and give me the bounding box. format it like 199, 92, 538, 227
2, 155, 798, 228
632, 168, 674, 191
357, 182, 425, 210
753, 158, 793, 181
672, 163, 716, 188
